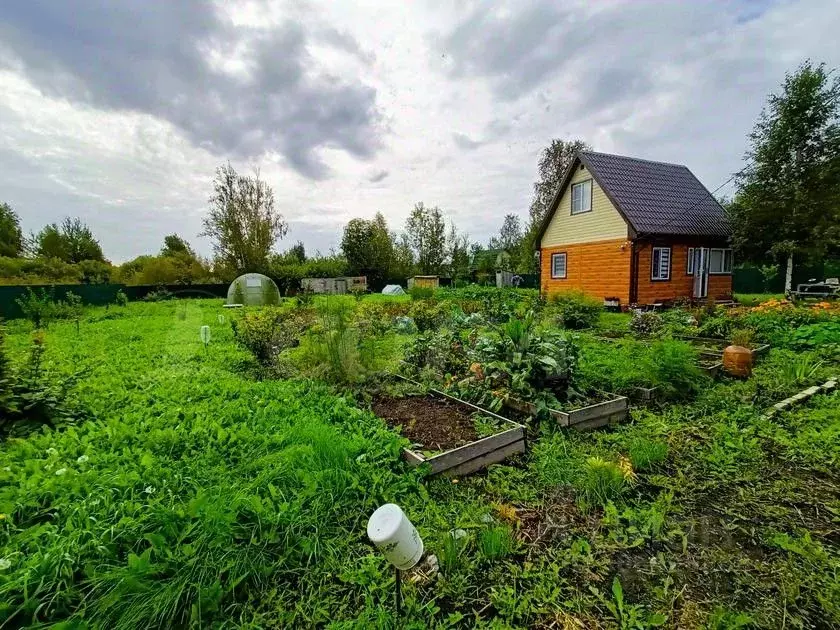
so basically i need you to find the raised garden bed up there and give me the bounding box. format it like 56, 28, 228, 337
628, 386, 660, 403
373, 377, 526, 477
504, 393, 628, 431
698, 359, 722, 378
677, 335, 771, 360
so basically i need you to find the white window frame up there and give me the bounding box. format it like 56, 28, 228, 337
708, 248, 733, 274
570, 179, 592, 215
551, 252, 567, 279
651, 247, 671, 281
686, 247, 695, 275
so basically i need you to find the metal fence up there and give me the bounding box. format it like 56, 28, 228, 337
0, 283, 228, 320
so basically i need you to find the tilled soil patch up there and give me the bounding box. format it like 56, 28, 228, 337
372, 394, 479, 452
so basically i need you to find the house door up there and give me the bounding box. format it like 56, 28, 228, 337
692, 247, 709, 299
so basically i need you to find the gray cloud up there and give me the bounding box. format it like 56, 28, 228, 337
0, 1, 383, 179
452, 132, 484, 150
368, 169, 390, 183
436, 1, 769, 114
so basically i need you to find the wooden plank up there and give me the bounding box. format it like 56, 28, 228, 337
439, 439, 526, 477
571, 410, 627, 431
629, 386, 659, 402
567, 397, 628, 425
751, 344, 771, 357
402, 449, 425, 466
423, 426, 525, 474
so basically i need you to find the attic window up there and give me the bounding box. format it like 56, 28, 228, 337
570, 179, 592, 214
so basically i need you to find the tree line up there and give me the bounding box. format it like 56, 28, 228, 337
0, 59, 837, 291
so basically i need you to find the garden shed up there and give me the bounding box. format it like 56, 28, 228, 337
301, 276, 367, 295
407, 276, 439, 290
227, 273, 280, 306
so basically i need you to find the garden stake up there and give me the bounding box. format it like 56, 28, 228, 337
395, 567, 402, 618
366, 504, 423, 621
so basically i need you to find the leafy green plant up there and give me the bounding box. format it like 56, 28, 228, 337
295, 286, 314, 307
646, 340, 707, 400
407, 299, 448, 332
780, 353, 824, 385
551, 290, 602, 329
403, 329, 469, 378
730, 328, 754, 348
0, 329, 84, 437
470, 311, 579, 405
15, 287, 55, 328
231, 306, 313, 374
596, 577, 666, 629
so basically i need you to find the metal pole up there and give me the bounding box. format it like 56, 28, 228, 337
395, 567, 402, 618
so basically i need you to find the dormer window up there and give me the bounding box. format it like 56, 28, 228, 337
571, 179, 592, 214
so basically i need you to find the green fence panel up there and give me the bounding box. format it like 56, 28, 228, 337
0, 283, 229, 320
0, 284, 125, 320
734, 260, 840, 295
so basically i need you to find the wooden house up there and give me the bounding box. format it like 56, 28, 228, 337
537, 151, 733, 307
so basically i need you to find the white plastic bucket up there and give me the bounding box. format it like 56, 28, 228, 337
366, 504, 424, 570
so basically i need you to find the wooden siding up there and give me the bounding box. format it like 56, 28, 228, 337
635, 243, 733, 304
541, 239, 631, 304
540, 164, 628, 248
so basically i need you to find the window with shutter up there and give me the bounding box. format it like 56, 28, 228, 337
651, 247, 671, 281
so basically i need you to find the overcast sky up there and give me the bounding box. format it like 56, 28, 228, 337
1, 0, 838, 262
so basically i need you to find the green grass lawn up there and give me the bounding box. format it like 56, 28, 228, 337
2, 298, 839, 628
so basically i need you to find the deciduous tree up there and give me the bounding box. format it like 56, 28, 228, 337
34, 217, 104, 263
341, 213, 395, 286
405, 202, 447, 275
0, 202, 23, 258
201, 163, 287, 275
730, 61, 840, 292
522, 138, 591, 272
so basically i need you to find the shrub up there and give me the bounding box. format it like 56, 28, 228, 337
629, 310, 663, 338
15, 287, 55, 327
551, 291, 602, 329
114, 289, 129, 306
0, 328, 84, 437
143, 287, 174, 302
407, 299, 448, 332
53, 291, 84, 320
231, 307, 313, 371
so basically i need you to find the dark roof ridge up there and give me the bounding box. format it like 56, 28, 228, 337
579, 150, 690, 170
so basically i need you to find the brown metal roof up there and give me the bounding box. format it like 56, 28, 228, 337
537, 151, 731, 245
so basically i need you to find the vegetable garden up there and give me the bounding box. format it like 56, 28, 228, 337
1, 288, 839, 628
